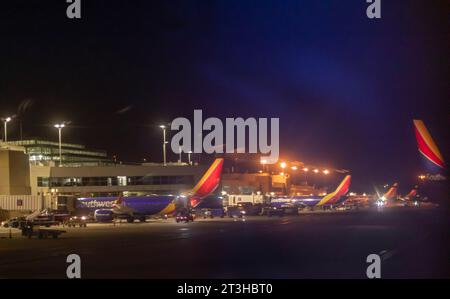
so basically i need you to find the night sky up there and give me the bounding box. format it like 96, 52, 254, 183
0, 0, 448, 192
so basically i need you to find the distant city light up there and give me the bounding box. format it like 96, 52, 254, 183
323, 169, 330, 175
303, 167, 309, 172
291, 166, 298, 170
280, 162, 286, 169
313, 169, 319, 173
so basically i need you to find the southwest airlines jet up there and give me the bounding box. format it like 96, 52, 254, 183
377, 120, 446, 206
77, 158, 224, 222
271, 175, 351, 208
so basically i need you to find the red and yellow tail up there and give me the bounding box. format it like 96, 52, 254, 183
404, 185, 418, 200
186, 158, 224, 207
316, 175, 351, 206
383, 183, 398, 200
413, 120, 445, 169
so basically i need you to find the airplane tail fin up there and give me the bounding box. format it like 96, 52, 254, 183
186, 158, 224, 207
383, 183, 398, 200
113, 196, 123, 208
404, 185, 418, 200
316, 175, 351, 206
413, 120, 445, 169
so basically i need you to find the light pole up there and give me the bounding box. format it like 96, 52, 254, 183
54, 123, 65, 167
2, 117, 11, 142
160, 125, 167, 166
188, 151, 192, 165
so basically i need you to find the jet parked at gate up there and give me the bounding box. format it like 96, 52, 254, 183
77, 158, 224, 222
271, 175, 351, 208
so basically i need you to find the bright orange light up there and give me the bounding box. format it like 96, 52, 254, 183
313, 169, 319, 173
280, 172, 284, 176
280, 162, 286, 169
418, 175, 426, 180
323, 169, 330, 175
303, 167, 309, 172
291, 166, 298, 170
260, 159, 267, 165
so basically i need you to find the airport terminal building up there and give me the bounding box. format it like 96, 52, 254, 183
6, 139, 112, 166
0, 142, 208, 211
30, 163, 205, 198
1, 140, 327, 211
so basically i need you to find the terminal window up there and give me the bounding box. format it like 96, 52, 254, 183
37, 176, 194, 187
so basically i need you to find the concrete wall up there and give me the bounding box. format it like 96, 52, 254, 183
0, 150, 10, 194
29, 165, 50, 196
0, 148, 31, 195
